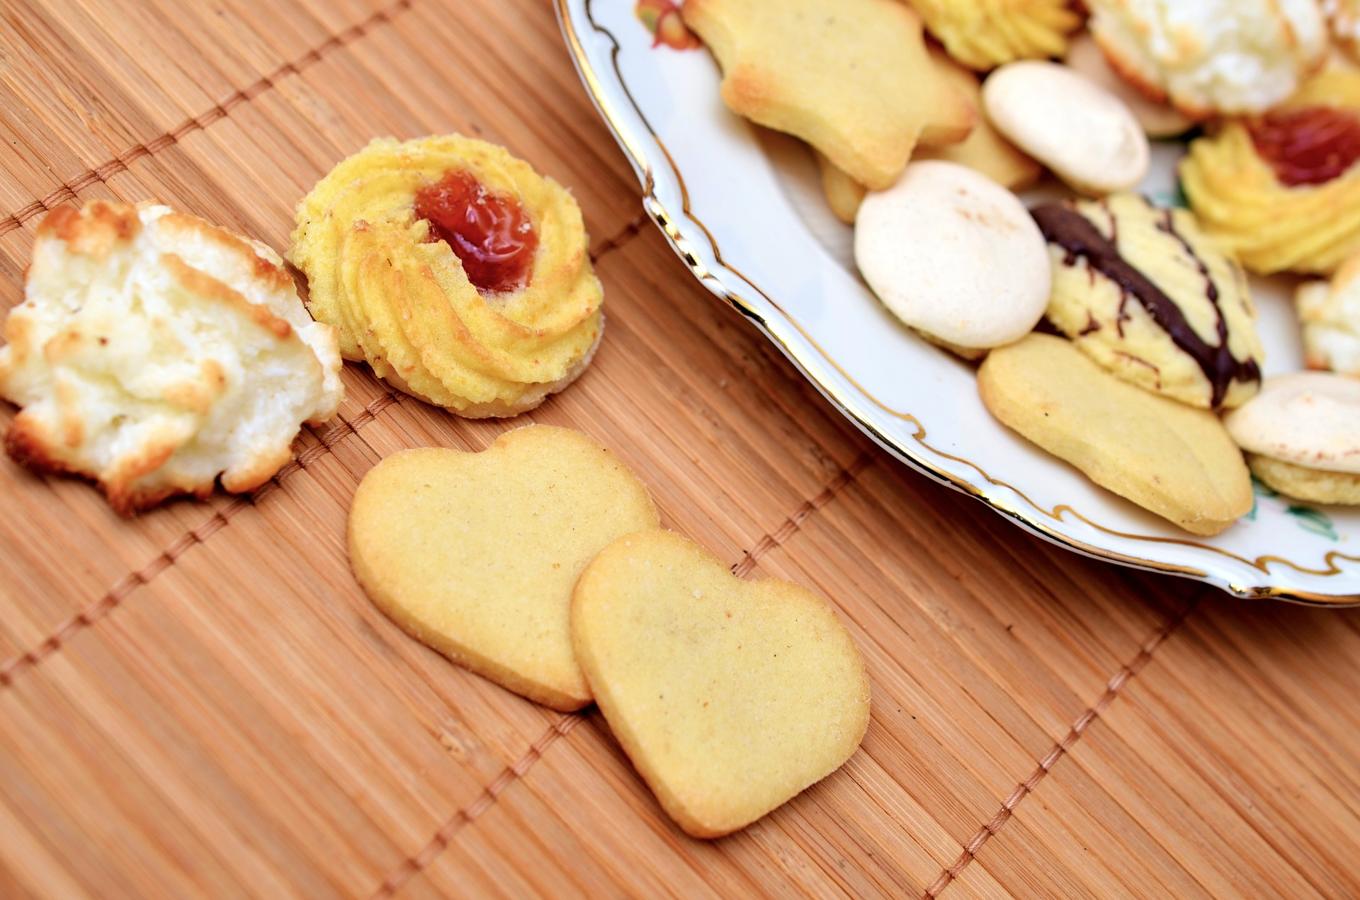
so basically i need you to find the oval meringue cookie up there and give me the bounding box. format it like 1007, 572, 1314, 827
1224, 372, 1360, 474
983, 60, 1150, 195
854, 160, 1051, 351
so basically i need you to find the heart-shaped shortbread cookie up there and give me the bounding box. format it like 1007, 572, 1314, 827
349, 425, 658, 710
572, 529, 870, 838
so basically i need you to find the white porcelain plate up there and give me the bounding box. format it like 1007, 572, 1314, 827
557, 0, 1360, 604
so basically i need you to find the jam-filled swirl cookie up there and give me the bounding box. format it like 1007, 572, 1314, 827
291, 136, 604, 417
1180, 69, 1360, 276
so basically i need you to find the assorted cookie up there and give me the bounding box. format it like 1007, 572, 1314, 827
984, 61, 1150, 195
348, 426, 869, 836
682, 0, 974, 190
291, 135, 604, 417
1180, 67, 1360, 276
348, 426, 659, 711
0, 201, 343, 514
1226, 373, 1360, 504
1034, 194, 1263, 410
573, 529, 870, 838
1297, 251, 1360, 376
856, 161, 1050, 353
1085, 0, 1328, 117
909, 0, 1082, 71
981, 334, 1254, 535
679, 1, 1360, 519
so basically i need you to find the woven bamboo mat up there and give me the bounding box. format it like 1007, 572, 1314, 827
1, 1, 1358, 896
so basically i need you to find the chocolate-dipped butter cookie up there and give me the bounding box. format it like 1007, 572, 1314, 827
1033, 194, 1264, 410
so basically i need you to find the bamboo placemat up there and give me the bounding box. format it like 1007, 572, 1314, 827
1, 1, 1358, 896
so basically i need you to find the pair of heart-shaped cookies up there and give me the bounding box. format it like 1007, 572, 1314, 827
348, 425, 869, 837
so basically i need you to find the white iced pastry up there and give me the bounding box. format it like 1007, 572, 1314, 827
0, 201, 343, 513
854, 160, 1051, 352
983, 61, 1150, 195
1298, 252, 1360, 377
1085, 0, 1328, 117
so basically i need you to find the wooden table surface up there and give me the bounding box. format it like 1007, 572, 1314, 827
1, 1, 1358, 896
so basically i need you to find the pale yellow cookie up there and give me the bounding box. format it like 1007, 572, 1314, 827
348, 426, 659, 711
911, 0, 1083, 71
684, 0, 974, 190
572, 529, 870, 838
979, 334, 1253, 535
814, 151, 867, 225
1249, 454, 1360, 505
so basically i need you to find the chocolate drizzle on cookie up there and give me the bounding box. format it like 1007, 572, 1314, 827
1032, 201, 1260, 409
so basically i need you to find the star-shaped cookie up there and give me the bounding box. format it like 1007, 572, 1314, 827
684, 0, 974, 190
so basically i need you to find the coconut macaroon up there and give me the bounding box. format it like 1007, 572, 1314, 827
0, 201, 343, 514
290, 136, 603, 418
1086, 0, 1328, 117
1298, 252, 1360, 377
1225, 372, 1360, 505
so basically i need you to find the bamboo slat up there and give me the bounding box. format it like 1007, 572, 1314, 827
0, 0, 1358, 897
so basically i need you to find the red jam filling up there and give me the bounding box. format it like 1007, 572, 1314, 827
1248, 106, 1360, 188
414, 170, 537, 294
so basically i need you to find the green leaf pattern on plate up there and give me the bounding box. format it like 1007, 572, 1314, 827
1247, 477, 1338, 541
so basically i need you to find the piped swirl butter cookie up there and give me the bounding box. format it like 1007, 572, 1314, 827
0, 201, 343, 514
1225, 373, 1360, 505
348, 426, 659, 711
683, 0, 974, 190
291, 136, 603, 417
1180, 68, 1360, 276
980, 334, 1253, 535
909, 0, 1082, 71
1034, 195, 1264, 410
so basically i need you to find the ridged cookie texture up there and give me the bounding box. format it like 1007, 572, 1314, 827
909, 0, 1082, 71
572, 529, 869, 838
291, 136, 603, 418
1034, 194, 1263, 410
348, 426, 659, 712
683, 0, 974, 190
979, 334, 1253, 535
0, 201, 342, 514
1297, 252, 1360, 377
1180, 68, 1360, 277
1086, 0, 1328, 117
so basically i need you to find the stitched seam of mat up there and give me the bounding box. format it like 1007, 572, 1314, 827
370, 454, 873, 895
732, 453, 874, 578
0, 0, 414, 238
0, 391, 399, 688
922, 598, 1202, 898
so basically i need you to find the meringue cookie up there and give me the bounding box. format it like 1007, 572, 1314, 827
0, 201, 343, 514
1297, 252, 1360, 377
855, 160, 1050, 351
984, 61, 1150, 195
1225, 372, 1360, 475
1063, 34, 1193, 139
1086, 0, 1328, 117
